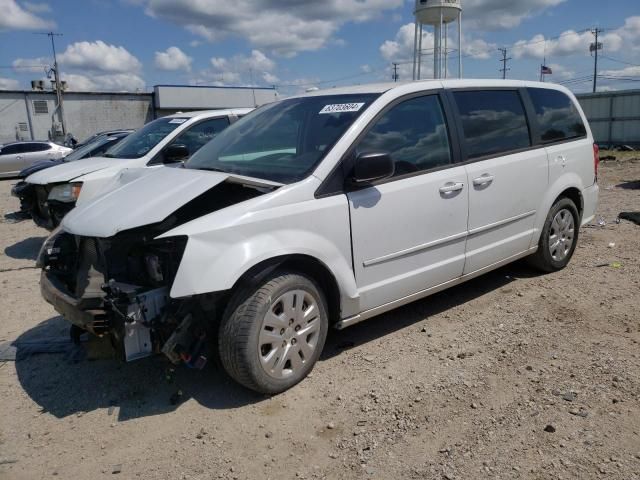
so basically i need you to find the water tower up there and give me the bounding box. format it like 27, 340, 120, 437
412, 0, 463, 80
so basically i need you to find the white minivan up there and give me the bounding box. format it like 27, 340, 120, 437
38, 80, 598, 393
23, 109, 252, 229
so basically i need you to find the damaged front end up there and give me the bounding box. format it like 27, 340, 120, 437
12, 182, 77, 230
37, 167, 278, 369
38, 229, 209, 367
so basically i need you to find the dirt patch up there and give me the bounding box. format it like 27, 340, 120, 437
0, 160, 639, 480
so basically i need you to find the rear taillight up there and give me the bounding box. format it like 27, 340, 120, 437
593, 143, 600, 183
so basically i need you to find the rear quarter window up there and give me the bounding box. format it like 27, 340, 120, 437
527, 88, 587, 143
30, 143, 52, 152
453, 90, 531, 160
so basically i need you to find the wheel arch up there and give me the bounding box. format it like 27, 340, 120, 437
531, 174, 586, 249
231, 254, 342, 325
555, 187, 583, 218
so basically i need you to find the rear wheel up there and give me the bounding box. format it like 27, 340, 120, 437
528, 197, 580, 272
218, 272, 328, 394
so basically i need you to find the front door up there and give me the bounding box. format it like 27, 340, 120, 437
347, 94, 468, 312
0, 144, 24, 176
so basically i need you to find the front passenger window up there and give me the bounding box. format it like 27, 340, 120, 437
356, 95, 451, 177
171, 117, 230, 156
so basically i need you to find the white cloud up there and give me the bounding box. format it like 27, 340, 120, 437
464, 0, 567, 30
379, 23, 495, 80
0, 77, 20, 89
191, 49, 283, 87
462, 37, 497, 60
612, 16, 640, 53
380, 23, 433, 63
262, 72, 280, 84
61, 73, 145, 92
0, 0, 54, 30
13, 40, 145, 92
600, 65, 640, 77
208, 50, 277, 85
512, 29, 625, 60
547, 63, 574, 80
59, 40, 142, 73
154, 46, 192, 71
23, 1, 50, 13
11, 56, 49, 73
140, 0, 403, 56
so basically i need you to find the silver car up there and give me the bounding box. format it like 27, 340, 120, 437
0, 141, 72, 178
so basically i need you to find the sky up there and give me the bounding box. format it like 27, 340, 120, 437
0, 0, 639, 95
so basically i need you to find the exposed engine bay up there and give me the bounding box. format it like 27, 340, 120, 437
38, 180, 271, 367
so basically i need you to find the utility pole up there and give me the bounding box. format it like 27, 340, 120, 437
498, 48, 511, 79
36, 32, 66, 137
590, 28, 603, 93
392, 63, 399, 82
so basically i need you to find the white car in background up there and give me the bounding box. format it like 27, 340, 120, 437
0, 141, 72, 178
24, 108, 253, 229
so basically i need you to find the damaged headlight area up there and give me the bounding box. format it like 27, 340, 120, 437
39, 228, 210, 368
47, 182, 83, 203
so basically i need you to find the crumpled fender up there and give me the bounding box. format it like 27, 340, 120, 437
158, 177, 361, 318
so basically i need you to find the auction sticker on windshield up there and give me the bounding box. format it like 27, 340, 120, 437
169, 118, 188, 124
319, 103, 365, 114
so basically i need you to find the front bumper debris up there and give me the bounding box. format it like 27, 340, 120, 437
40, 270, 109, 335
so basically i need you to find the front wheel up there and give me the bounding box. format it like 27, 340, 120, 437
528, 197, 580, 272
218, 272, 329, 394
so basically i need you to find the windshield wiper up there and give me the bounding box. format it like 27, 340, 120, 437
198, 166, 228, 173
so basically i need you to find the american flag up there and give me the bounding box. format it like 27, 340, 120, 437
541, 65, 553, 75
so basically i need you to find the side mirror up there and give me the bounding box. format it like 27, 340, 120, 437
164, 144, 189, 163
352, 152, 394, 184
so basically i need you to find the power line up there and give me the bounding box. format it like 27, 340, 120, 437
600, 55, 640, 68
0, 64, 49, 69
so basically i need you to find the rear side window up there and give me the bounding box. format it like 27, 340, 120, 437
454, 90, 531, 159
527, 88, 587, 143
356, 95, 451, 177
29, 143, 52, 152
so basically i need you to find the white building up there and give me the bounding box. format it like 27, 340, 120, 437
0, 85, 278, 144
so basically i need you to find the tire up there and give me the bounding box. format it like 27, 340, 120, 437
218, 271, 329, 394
528, 197, 580, 272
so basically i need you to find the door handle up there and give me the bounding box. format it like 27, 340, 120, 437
473, 174, 495, 186
16, 155, 22, 160
439, 182, 464, 194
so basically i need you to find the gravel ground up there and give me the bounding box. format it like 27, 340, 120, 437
0, 158, 638, 480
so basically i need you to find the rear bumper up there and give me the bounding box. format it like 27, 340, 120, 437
40, 270, 108, 334
581, 183, 599, 226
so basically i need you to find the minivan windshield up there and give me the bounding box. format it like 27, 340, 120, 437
186, 94, 379, 183
104, 117, 189, 159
